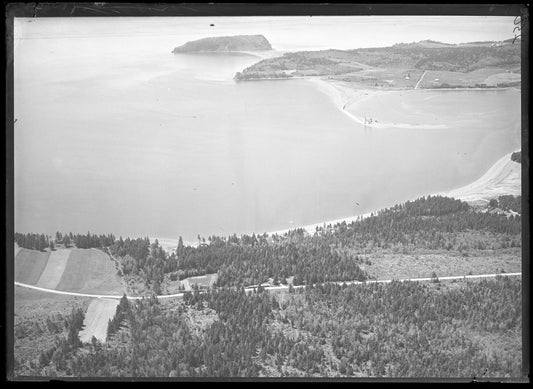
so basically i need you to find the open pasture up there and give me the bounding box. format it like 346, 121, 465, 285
56, 248, 124, 295
14, 248, 50, 285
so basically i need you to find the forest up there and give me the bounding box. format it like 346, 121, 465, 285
19, 276, 521, 378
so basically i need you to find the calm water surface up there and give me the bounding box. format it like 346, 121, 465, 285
14, 18, 521, 241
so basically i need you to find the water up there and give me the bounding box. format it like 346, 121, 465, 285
14, 17, 521, 241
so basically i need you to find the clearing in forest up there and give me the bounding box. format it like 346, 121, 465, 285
55, 248, 124, 295
78, 298, 120, 343
181, 273, 218, 291
35, 249, 72, 289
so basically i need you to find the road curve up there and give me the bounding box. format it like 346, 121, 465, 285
14, 272, 521, 300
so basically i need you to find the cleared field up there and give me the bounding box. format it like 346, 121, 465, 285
181, 273, 218, 291
420, 68, 520, 88
483, 72, 521, 86
331, 67, 423, 89
362, 247, 521, 281
78, 298, 120, 343
35, 249, 72, 289
56, 248, 124, 295
14, 248, 50, 285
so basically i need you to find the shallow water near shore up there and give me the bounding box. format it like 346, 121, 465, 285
14, 19, 521, 241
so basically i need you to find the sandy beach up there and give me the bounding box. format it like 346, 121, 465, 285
439, 151, 521, 205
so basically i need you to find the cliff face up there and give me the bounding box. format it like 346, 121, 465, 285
173, 35, 272, 53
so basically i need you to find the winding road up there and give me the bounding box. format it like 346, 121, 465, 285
14, 272, 521, 300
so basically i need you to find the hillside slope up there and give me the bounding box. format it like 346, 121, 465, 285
15, 247, 124, 295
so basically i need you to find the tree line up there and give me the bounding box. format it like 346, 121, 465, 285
14, 231, 116, 251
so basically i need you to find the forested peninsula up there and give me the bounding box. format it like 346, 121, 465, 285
234, 39, 521, 89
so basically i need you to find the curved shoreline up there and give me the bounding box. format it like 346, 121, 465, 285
438, 151, 521, 205
152, 150, 521, 247
267, 150, 521, 236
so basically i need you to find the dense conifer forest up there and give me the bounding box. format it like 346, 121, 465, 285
17, 277, 521, 377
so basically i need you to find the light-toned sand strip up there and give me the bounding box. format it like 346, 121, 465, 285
78, 298, 120, 343
268, 212, 374, 236
440, 152, 521, 205
308, 78, 448, 129
35, 249, 72, 290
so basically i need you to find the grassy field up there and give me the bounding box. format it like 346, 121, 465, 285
162, 273, 218, 293
330, 67, 423, 89
55, 248, 124, 295
14, 249, 50, 285
35, 249, 71, 289
181, 273, 218, 291
78, 298, 120, 343
15, 248, 124, 295
419, 68, 521, 88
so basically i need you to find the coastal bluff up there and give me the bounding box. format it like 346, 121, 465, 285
173, 34, 272, 53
